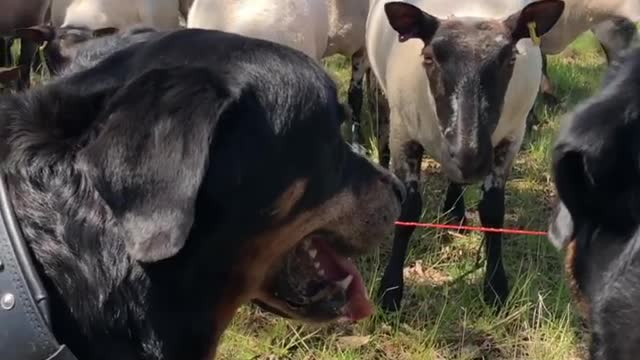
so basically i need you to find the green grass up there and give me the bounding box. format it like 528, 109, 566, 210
3, 31, 611, 359
215, 34, 610, 360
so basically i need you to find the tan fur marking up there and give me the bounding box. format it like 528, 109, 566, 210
270, 179, 308, 220
566, 240, 591, 320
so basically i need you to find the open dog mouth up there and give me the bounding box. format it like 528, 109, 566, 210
254, 230, 374, 322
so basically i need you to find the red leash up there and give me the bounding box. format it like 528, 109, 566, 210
394, 221, 548, 236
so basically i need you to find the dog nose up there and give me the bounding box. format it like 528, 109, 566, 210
382, 174, 406, 204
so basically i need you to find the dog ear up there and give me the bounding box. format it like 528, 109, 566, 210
548, 200, 574, 249
79, 66, 234, 262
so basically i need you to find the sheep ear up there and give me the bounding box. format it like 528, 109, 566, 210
14, 25, 56, 44
504, 0, 565, 42
548, 200, 574, 250
92, 27, 119, 38
79, 66, 233, 263
384, 2, 439, 44
0, 66, 22, 84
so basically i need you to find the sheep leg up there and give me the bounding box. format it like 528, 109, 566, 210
16, 39, 37, 90
442, 182, 467, 228
379, 137, 423, 312
479, 140, 515, 308
347, 47, 368, 156
0, 38, 7, 67
365, 68, 390, 168
540, 54, 559, 106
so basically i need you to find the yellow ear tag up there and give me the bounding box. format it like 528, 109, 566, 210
527, 21, 541, 46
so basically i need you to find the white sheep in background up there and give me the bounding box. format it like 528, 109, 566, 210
539, 0, 639, 55
534, 11, 640, 118
365, 0, 639, 313
50, 0, 184, 30
186, 0, 371, 153
16, 0, 188, 76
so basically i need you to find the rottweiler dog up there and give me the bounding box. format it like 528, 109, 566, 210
549, 47, 640, 360
0, 28, 404, 359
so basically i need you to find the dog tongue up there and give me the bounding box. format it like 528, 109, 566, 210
310, 238, 375, 321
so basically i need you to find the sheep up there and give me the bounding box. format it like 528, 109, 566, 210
186, 0, 371, 153
367, 0, 640, 312
50, 0, 184, 30
18, 0, 187, 75
537, 16, 639, 111
548, 47, 640, 360
0, 0, 50, 89
539, 0, 640, 56
365, 0, 568, 311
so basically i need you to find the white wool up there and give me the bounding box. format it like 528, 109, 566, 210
540, 0, 640, 54
186, 0, 369, 60
52, 0, 182, 30
366, 0, 539, 164
366, 0, 638, 165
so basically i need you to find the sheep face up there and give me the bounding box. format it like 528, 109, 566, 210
384, 0, 565, 183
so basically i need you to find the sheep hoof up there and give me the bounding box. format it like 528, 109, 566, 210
483, 273, 509, 310
377, 275, 404, 313
379, 290, 403, 313
541, 92, 561, 108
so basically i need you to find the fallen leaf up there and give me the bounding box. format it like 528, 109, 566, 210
336, 335, 371, 349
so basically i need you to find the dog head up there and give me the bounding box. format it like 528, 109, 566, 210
0, 30, 404, 357
71, 45, 403, 327
549, 48, 640, 357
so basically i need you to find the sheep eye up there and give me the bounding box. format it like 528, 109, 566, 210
423, 54, 435, 66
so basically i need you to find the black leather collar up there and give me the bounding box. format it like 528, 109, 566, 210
0, 174, 78, 360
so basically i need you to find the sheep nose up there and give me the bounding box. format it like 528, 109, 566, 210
381, 173, 406, 204
447, 143, 491, 182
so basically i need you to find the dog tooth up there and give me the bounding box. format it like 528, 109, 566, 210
318, 269, 325, 276
335, 274, 354, 290
314, 261, 321, 269
308, 249, 317, 258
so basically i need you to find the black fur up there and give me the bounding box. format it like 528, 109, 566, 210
0, 28, 401, 359
550, 47, 640, 360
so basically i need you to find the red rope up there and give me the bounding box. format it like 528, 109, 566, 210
394, 221, 548, 236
